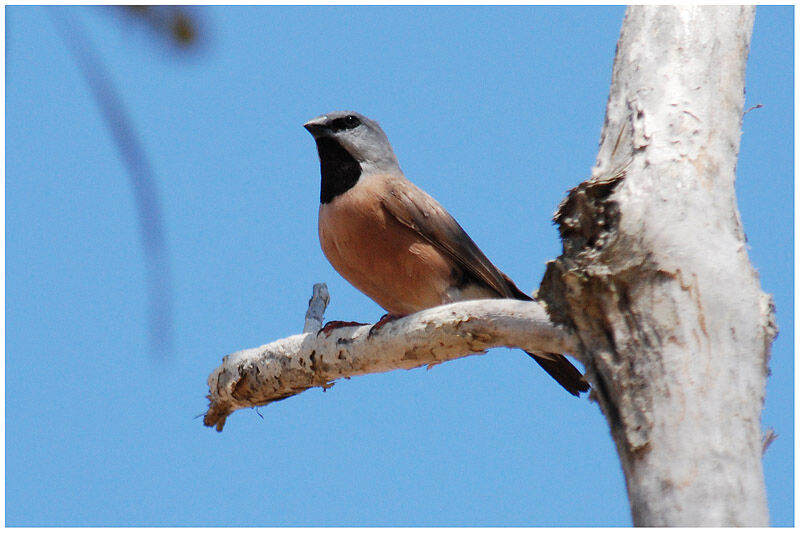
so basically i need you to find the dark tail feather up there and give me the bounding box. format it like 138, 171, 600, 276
526, 351, 589, 397
494, 272, 589, 395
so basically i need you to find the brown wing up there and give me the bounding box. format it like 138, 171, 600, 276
380, 175, 589, 397
380, 175, 525, 299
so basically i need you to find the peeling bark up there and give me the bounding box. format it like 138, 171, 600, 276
539, 5, 774, 526
205, 297, 578, 431
203, 5, 775, 526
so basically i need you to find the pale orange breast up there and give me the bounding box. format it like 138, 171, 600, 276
318, 179, 455, 315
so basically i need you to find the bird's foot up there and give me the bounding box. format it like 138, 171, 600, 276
368, 313, 407, 337
318, 320, 368, 337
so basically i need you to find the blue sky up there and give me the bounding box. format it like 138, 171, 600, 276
5, 5, 793, 526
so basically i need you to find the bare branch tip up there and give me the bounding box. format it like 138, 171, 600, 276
744, 103, 764, 115
762, 427, 778, 455
304, 282, 331, 333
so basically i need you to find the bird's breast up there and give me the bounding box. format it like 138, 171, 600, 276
318, 180, 456, 315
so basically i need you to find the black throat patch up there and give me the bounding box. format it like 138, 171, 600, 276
315, 137, 362, 204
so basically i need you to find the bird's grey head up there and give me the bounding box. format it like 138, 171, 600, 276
304, 111, 401, 203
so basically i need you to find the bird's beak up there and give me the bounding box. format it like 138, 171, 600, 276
303, 115, 329, 138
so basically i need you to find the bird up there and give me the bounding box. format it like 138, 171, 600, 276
303, 110, 589, 396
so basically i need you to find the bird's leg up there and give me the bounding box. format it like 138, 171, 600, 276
318, 320, 368, 337
368, 313, 407, 336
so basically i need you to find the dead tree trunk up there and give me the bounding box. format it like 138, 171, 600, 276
203, 5, 775, 526
539, 5, 774, 526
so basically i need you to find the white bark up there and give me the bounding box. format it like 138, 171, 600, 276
203, 5, 775, 526
204, 297, 578, 431
539, 6, 774, 526
302, 282, 330, 333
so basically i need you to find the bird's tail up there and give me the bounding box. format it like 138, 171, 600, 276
495, 272, 589, 396
526, 351, 589, 397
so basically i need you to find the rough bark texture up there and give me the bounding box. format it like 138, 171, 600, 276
539, 5, 774, 526
205, 298, 578, 431
204, 5, 774, 525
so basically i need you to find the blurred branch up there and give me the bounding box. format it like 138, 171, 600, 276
48, 7, 172, 356
121, 6, 200, 48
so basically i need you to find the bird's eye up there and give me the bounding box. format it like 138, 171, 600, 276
331, 115, 361, 131
343, 115, 360, 128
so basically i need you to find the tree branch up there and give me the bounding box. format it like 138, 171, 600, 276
204, 294, 578, 431
202, 8, 773, 526
48, 7, 173, 356
302, 282, 330, 334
